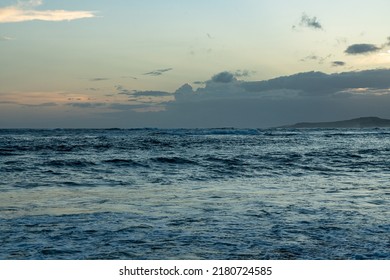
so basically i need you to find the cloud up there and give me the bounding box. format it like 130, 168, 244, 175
300, 54, 331, 64
0, 35, 14, 41
345, 44, 381, 55
234, 69, 255, 78
345, 37, 390, 55
143, 68, 173, 76
300, 55, 318, 62
383, 36, 390, 47
294, 13, 323, 30
211, 71, 236, 83
115, 85, 132, 95
67, 102, 108, 108
131, 90, 172, 97
121, 75, 138, 80
242, 69, 390, 96
4, 69, 390, 128
0, 0, 96, 23
171, 69, 390, 106
191, 70, 253, 87
158, 69, 390, 127
24, 102, 58, 107
193, 81, 206, 85
0, 100, 19, 105
331, 61, 346, 67
113, 85, 173, 106
175, 83, 193, 95
90, 78, 109, 82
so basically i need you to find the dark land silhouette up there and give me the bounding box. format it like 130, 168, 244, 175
282, 117, 390, 128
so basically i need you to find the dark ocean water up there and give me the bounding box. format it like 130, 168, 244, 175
0, 128, 389, 259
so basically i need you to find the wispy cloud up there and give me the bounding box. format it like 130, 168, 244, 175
234, 70, 256, 78
0, 0, 96, 23
115, 85, 133, 95
383, 36, 390, 47
143, 68, 173, 76
293, 13, 323, 30
90, 78, 109, 82
300, 54, 331, 64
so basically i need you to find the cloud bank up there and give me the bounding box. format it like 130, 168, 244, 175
3, 69, 390, 128
0, 0, 96, 23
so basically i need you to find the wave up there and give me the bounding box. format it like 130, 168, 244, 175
149, 128, 262, 136
151, 156, 196, 165
103, 158, 145, 167
45, 159, 97, 168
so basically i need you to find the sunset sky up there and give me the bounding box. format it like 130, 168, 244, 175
1, 0, 390, 128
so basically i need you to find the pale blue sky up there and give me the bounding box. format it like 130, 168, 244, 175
1, 0, 390, 127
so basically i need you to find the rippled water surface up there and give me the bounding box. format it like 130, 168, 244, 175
0, 128, 389, 259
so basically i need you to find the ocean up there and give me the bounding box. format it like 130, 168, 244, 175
0, 128, 389, 259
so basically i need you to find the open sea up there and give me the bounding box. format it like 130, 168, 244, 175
0, 128, 389, 259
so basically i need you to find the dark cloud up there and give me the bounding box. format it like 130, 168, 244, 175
160, 69, 390, 127
193, 69, 254, 85
297, 13, 323, 30
175, 84, 193, 95
114, 85, 172, 98
5, 69, 390, 128
115, 85, 133, 95
242, 69, 390, 96
65, 102, 157, 112
345, 44, 381, 55
171, 69, 390, 107
83, 94, 390, 128
211, 71, 236, 83
108, 103, 157, 111
193, 81, 206, 85
331, 61, 346, 67
67, 102, 107, 108
29, 102, 58, 107
131, 90, 172, 97
143, 68, 173, 76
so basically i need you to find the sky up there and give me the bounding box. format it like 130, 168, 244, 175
1, 0, 390, 128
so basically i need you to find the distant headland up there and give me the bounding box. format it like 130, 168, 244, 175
281, 117, 390, 128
